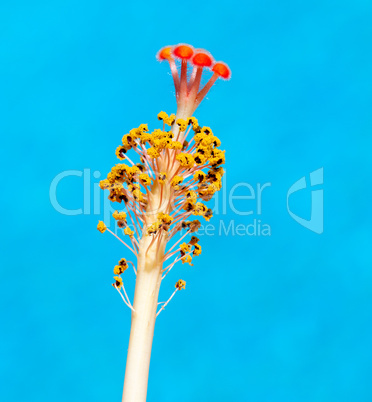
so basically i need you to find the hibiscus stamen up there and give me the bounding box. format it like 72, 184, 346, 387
96, 43, 230, 402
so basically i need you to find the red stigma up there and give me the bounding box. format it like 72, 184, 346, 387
157, 46, 172, 61
191, 51, 214, 68
173, 44, 194, 60
212, 62, 231, 80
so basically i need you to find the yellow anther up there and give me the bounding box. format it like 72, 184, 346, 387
193, 243, 202, 256
115, 145, 127, 160
124, 227, 134, 237
114, 264, 127, 275
157, 111, 168, 121
176, 153, 195, 169
175, 279, 186, 290
147, 147, 160, 159
113, 276, 123, 289
189, 236, 199, 245
113, 211, 127, 220
139, 173, 152, 186
164, 114, 176, 126
193, 171, 206, 183
97, 221, 107, 233
171, 175, 184, 189
176, 118, 188, 132
180, 242, 192, 254
181, 255, 193, 265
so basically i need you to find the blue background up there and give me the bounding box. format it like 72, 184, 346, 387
1, 0, 371, 401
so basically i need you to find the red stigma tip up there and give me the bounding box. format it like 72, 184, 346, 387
173, 44, 194, 60
212, 62, 231, 80
191, 50, 214, 68
157, 46, 173, 61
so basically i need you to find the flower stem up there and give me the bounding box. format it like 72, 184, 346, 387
122, 195, 168, 401
121, 267, 161, 401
